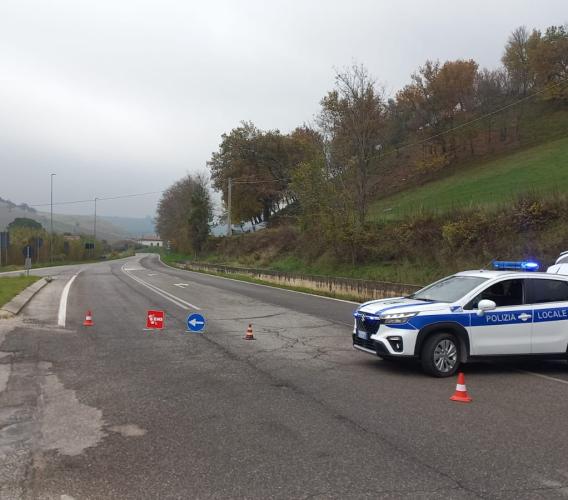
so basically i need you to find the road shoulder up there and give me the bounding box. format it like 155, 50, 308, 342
0, 278, 50, 319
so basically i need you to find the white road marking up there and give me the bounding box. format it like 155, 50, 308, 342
516, 369, 568, 386
58, 273, 80, 327
148, 273, 157, 276
173, 283, 189, 288
121, 265, 201, 311
157, 256, 360, 305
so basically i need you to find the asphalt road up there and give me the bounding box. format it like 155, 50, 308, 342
1, 254, 568, 499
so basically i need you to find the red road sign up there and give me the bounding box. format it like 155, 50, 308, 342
146, 310, 165, 329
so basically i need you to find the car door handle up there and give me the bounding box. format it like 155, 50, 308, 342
519, 313, 532, 321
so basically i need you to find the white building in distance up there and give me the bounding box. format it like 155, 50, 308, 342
136, 236, 163, 248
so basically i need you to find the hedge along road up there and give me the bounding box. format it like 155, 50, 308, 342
2, 253, 568, 498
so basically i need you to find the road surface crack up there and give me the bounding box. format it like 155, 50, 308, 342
198, 330, 484, 498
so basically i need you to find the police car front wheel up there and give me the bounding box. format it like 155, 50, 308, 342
421, 333, 460, 377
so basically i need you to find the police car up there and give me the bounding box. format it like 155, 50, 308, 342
353, 254, 568, 377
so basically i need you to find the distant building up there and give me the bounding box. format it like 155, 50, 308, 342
136, 236, 163, 248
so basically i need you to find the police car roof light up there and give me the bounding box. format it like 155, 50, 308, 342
492, 260, 540, 272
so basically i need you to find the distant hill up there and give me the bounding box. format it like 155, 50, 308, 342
0, 199, 152, 241
100, 215, 155, 237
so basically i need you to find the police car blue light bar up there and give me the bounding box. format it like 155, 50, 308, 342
492, 260, 540, 272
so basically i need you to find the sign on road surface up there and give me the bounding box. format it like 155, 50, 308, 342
146, 310, 165, 329
186, 313, 206, 332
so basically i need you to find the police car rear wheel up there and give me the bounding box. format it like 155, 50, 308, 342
421, 333, 460, 377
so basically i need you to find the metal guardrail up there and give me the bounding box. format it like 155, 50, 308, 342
178, 261, 422, 300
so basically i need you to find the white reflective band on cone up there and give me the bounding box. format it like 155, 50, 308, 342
456, 384, 467, 391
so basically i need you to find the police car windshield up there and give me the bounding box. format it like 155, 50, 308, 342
410, 276, 488, 303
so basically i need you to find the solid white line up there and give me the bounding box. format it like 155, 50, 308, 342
516, 369, 568, 386
157, 256, 360, 305
123, 266, 192, 309
58, 273, 80, 327
121, 265, 201, 311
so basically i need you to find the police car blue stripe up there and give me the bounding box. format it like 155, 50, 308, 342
410, 314, 470, 329
533, 306, 568, 323
366, 304, 568, 335
470, 310, 532, 326
385, 306, 568, 332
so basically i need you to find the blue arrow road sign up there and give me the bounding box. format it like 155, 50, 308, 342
186, 313, 206, 332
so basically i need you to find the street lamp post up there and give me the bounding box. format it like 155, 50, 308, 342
93, 197, 98, 257
50, 173, 56, 263
226, 177, 232, 237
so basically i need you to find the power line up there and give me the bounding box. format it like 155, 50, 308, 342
97, 190, 164, 202
30, 190, 164, 208
381, 78, 568, 159
232, 178, 291, 185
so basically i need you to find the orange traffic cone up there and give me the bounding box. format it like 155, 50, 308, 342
244, 324, 255, 340
83, 310, 94, 327
450, 372, 472, 403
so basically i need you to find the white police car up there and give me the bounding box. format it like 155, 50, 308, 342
353, 256, 568, 377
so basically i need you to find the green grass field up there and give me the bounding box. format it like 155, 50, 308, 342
0, 275, 41, 308
370, 135, 568, 220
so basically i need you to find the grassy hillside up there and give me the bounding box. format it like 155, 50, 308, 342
173, 107, 568, 286
196, 133, 568, 285
370, 135, 568, 220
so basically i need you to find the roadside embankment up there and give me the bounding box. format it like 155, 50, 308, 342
169, 260, 421, 302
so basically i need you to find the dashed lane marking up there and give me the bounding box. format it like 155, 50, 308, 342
121, 264, 201, 311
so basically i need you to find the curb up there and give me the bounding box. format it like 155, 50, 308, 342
0, 278, 50, 319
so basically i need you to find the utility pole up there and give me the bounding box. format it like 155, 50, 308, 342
50, 173, 56, 263
93, 197, 98, 257
226, 177, 232, 237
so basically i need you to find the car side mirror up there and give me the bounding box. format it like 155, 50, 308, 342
477, 299, 496, 316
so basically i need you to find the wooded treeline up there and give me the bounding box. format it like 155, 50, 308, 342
0, 218, 108, 266
159, 24, 567, 259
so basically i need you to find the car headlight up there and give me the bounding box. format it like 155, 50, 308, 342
381, 312, 418, 324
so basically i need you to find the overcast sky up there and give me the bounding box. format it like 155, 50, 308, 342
0, 0, 565, 218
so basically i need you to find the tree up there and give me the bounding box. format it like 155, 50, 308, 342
530, 25, 568, 100
7, 217, 43, 231
396, 59, 479, 159
319, 64, 386, 225
208, 122, 308, 225
502, 26, 540, 95
188, 175, 213, 255
155, 174, 212, 255
475, 68, 509, 146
